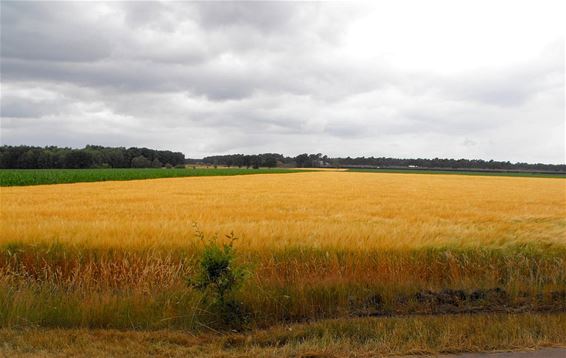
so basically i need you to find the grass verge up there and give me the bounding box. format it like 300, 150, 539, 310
1, 313, 565, 357
2, 243, 565, 330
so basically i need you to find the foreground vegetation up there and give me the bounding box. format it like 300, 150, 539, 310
0, 168, 301, 186
2, 241, 565, 330
2, 313, 565, 357
1, 171, 564, 354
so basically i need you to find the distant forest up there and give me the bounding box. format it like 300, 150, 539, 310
1, 146, 565, 172
0, 145, 185, 169
202, 153, 566, 172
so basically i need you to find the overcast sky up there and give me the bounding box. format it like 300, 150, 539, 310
1, 1, 564, 163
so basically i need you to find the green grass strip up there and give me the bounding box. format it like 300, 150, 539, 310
0, 168, 306, 186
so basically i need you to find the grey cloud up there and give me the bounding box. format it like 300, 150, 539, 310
1, 2, 113, 62
196, 2, 296, 32
1, 95, 62, 118
0, 2, 563, 163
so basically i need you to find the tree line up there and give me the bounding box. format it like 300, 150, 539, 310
0, 145, 185, 169
201, 153, 283, 169
203, 153, 566, 172
2, 145, 564, 172
335, 156, 566, 172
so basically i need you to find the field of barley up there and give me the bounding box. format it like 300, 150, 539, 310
1, 171, 565, 332
2, 171, 565, 249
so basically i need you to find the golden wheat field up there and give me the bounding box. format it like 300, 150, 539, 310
1, 171, 565, 250
1, 171, 566, 336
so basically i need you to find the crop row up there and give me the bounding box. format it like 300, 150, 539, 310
0, 168, 302, 186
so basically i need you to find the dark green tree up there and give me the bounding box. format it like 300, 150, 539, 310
131, 155, 152, 168
64, 150, 93, 169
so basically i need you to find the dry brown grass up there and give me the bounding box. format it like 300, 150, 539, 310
1, 313, 565, 357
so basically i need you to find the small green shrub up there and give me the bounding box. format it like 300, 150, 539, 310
189, 226, 249, 327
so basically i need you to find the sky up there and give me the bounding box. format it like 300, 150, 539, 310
1, 1, 564, 163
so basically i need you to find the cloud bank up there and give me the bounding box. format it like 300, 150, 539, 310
1, 1, 564, 162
